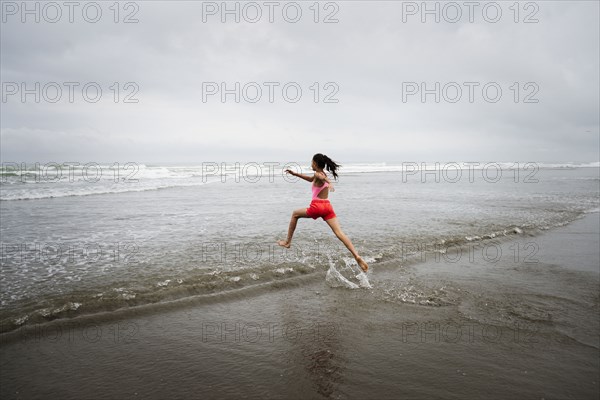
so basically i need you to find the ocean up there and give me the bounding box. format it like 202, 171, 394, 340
1, 161, 599, 334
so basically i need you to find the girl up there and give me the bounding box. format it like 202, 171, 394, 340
277, 153, 369, 273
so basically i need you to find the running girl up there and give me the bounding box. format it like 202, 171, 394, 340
277, 153, 369, 273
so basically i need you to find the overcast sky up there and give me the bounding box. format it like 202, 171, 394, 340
1, 0, 598, 164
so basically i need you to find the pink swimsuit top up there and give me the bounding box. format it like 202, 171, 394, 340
312, 180, 330, 200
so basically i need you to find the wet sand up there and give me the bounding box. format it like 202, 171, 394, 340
1, 213, 598, 399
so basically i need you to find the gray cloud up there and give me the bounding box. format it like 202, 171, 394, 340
1, 1, 598, 163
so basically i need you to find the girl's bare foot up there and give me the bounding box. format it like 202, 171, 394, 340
277, 240, 291, 248
357, 257, 369, 273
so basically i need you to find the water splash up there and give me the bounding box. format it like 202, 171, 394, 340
324, 255, 373, 289
355, 272, 372, 289
325, 264, 359, 289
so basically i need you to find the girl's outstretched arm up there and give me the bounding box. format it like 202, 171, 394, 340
285, 169, 314, 183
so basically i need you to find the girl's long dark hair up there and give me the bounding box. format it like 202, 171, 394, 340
313, 153, 341, 180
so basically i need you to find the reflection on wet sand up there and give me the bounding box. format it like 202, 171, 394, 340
279, 292, 349, 398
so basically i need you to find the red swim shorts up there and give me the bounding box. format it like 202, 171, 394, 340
306, 199, 337, 221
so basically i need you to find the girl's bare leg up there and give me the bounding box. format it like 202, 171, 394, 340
277, 208, 310, 248
325, 217, 369, 272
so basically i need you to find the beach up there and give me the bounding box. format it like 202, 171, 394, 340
1, 210, 598, 399
2, 0, 599, 397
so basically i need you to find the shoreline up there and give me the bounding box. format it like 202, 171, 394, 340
1, 212, 598, 399
0, 209, 589, 338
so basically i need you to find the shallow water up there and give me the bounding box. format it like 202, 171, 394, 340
1, 163, 598, 333
1, 216, 597, 399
